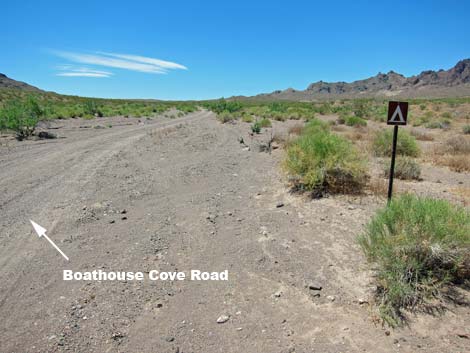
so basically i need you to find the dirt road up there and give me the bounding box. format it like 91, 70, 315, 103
0, 112, 467, 352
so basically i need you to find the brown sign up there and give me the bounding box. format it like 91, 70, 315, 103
387, 101, 408, 125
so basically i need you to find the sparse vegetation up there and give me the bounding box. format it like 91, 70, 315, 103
372, 129, 419, 157
463, 125, 470, 134
284, 120, 367, 196
358, 194, 470, 326
258, 117, 272, 128
344, 115, 367, 127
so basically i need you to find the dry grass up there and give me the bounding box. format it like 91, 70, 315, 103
410, 129, 434, 141
430, 135, 470, 172
443, 136, 470, 154
367, 177, 400, 198
288, 123, 304, 136
438, 155, 470, 172
337, 126, 371, 144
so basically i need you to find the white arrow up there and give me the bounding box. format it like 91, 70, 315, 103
30, 220, 69, 261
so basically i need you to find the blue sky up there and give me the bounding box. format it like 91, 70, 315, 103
2, 0, 469, 100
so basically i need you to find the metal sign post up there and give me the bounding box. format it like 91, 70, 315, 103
386, 101, 408, 204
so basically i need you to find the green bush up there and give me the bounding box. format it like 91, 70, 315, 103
358, 194, 470, 326
462, 125, 470, 134
217, 111, 236, 123
284, 120, 367, 195
345, 115, 367, 127
241, 114, 253, 123
259, 117, 272, 128
440, 111, 452, 119
269, 102, 288, 113
425, 120, 450, 129
0, 97, 43, 140
352, 100, 369, 118
383, 157, 421, 180
251, 121, 261, 134
372, 129, 419, 157
206, 98, 242, 114
83, 99, 103, 117
271, 112, 287, 121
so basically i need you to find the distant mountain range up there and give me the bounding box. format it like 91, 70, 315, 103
238, 59, 470, 101
0, 73, 42, 92
2, 59, 470, 101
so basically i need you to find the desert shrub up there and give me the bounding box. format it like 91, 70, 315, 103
241, 114, 253, 123
383, 157, 421, 180
315, 103, 332, 115
269, 102, 288, 113
372, 129, 419, 157
251, 121, 261, 134
271, 112, 287, 121
206, 98, 242, 114
0, 97, 43, 140
352, 100, 369, 118
284, 120, 367, 195
443, 136, 470, 155
462, 125, 470, 134
358, 194, 470, 326
287, 111, 302, 120
345, 115, 367, 127
410, 129, 434, 141
259, 117, 272, 128
439, 155, 470, 172
217, 111, 236, 123
425, 120, 450, 129
434, 137, 470, 172
83, 99, 103, 117
440, 111, 452, 119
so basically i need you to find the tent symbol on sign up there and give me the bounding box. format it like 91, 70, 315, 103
389, 105, 405, 124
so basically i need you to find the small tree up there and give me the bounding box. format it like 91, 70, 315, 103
0, 97, 43, 140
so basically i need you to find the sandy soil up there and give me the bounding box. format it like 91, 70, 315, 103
0, 111, 468, 353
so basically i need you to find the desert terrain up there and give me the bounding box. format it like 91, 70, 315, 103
0, 104, 468, 352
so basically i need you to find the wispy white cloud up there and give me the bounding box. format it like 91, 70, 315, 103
52, 50, 187, 75
57, 72, 112, 77
56, 65, 113, 78
99, 52, 188, 71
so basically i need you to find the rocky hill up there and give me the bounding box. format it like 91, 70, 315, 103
0, 73, 42, 91
249, 59, 470, 101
